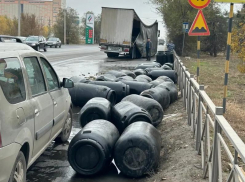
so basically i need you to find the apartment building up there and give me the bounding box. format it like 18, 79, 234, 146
0, 0, 66, 26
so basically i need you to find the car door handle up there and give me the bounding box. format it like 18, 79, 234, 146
54, 101, 57, 106
35, 109, 39, 116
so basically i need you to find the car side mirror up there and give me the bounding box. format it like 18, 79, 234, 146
62, 78, 74, 88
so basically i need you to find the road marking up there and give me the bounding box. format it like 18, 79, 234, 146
51, 55, 92, 66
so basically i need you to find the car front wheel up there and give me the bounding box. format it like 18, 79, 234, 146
55, 109, 73, 143
8, 151, 26, 182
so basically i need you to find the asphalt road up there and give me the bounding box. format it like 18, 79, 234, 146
26, 45, 152, 182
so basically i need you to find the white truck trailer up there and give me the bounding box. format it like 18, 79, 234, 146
100, 7, 159, 59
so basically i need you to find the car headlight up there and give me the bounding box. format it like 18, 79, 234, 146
32, 43, 36, 46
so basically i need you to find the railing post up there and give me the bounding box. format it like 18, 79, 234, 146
180, 63, 184, 97
196, 85, 204, 152
183, 67, 187, 108
211, 107, 223, 182
188, 74, 194, 126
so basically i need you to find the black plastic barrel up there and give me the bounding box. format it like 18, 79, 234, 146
135, 75, 152, 82
145, 67, 163, 74
106, 70, 127, 78
68, 120, 120, 176
96, 74, 117, 82
134, 77, 149, 83
116, 76, 134, 82
150, 79, 166, 87
147, 70, 178, 83
122, 95, 163, 126
157, 76, 174, 83
78, 98, 111, 127
68, 83, 116, 107
157, 82, 178, 103
112, 101, 153, 133
141, 87, 170, 110
156, 51, 174, 65
121, 70, 136, 79
161, 65, 172, 70
114, 122, 161, 178
133, 69, 146, 76
70, 76, 90, 83
164, 63, 174, 69
119, 80, 154, 95
135, 63, 161, 70
89, 81, 130, 103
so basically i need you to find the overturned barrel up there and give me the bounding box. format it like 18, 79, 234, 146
70, 76, 90, 83
135, 75, 152, 82
114, 122, 161, 178
157, 82, 178, 103
96, 74, 117, 82
147, 70, 178, 83
89, 81, 130, 103
68, 120, 120, 176
116, 76, 134, 82
150, 79, 165, 87
120, 80, 154, 95
122, 95, 163, 126
68, 83, 116, 107
133, 69, 146, 76
141, 87, 170, 110
121, 70, 136, 79
106, 70, 127, 78
145, 67, 163, 74
78, 98, 111, 127
161, 65, 172, 70
112, 101, 152, 133
164, 63, 174, 69
157, 76, 174, 84
135, 63, 161, 70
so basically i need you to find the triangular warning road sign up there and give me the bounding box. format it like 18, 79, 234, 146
189, 10, 210, 36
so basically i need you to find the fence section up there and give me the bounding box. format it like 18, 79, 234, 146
174, 55, 245, 182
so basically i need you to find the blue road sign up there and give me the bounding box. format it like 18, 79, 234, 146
183, 22, 189, 33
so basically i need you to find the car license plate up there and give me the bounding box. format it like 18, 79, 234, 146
108, 47, 122, 51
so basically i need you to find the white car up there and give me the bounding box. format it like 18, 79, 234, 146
0, 43, 74, 182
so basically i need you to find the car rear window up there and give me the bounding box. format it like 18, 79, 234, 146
0, 57, 26, 104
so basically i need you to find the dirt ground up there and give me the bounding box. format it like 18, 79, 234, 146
143, 95, 207, 182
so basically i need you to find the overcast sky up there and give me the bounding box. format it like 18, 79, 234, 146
67, 0, 167, 37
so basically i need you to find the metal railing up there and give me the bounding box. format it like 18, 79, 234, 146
174, 54, 245, 182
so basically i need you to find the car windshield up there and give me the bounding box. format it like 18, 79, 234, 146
26, 37, 38, 41
48, 38, 57, 41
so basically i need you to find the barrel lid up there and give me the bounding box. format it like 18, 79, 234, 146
75, 144, 100, 170
123, 147, 147, 169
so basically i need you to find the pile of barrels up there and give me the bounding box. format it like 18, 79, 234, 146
67, 60, 178, 178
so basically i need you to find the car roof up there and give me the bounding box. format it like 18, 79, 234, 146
0, 43, 35, 52
0, 35, 23, 43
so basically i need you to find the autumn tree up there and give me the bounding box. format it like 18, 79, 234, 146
0, 16, 17, 35
53, 8, 81, 44
231, 6, 245, 73
150, 0, 227, 56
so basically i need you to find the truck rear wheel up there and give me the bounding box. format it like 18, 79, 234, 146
107, 53, 119, 58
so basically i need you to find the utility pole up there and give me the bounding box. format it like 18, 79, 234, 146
48, 17, 51, 37
64, 10, 66, 45
18, 0, 21, 36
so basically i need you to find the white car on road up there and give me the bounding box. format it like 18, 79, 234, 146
0, 43, 74, 182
